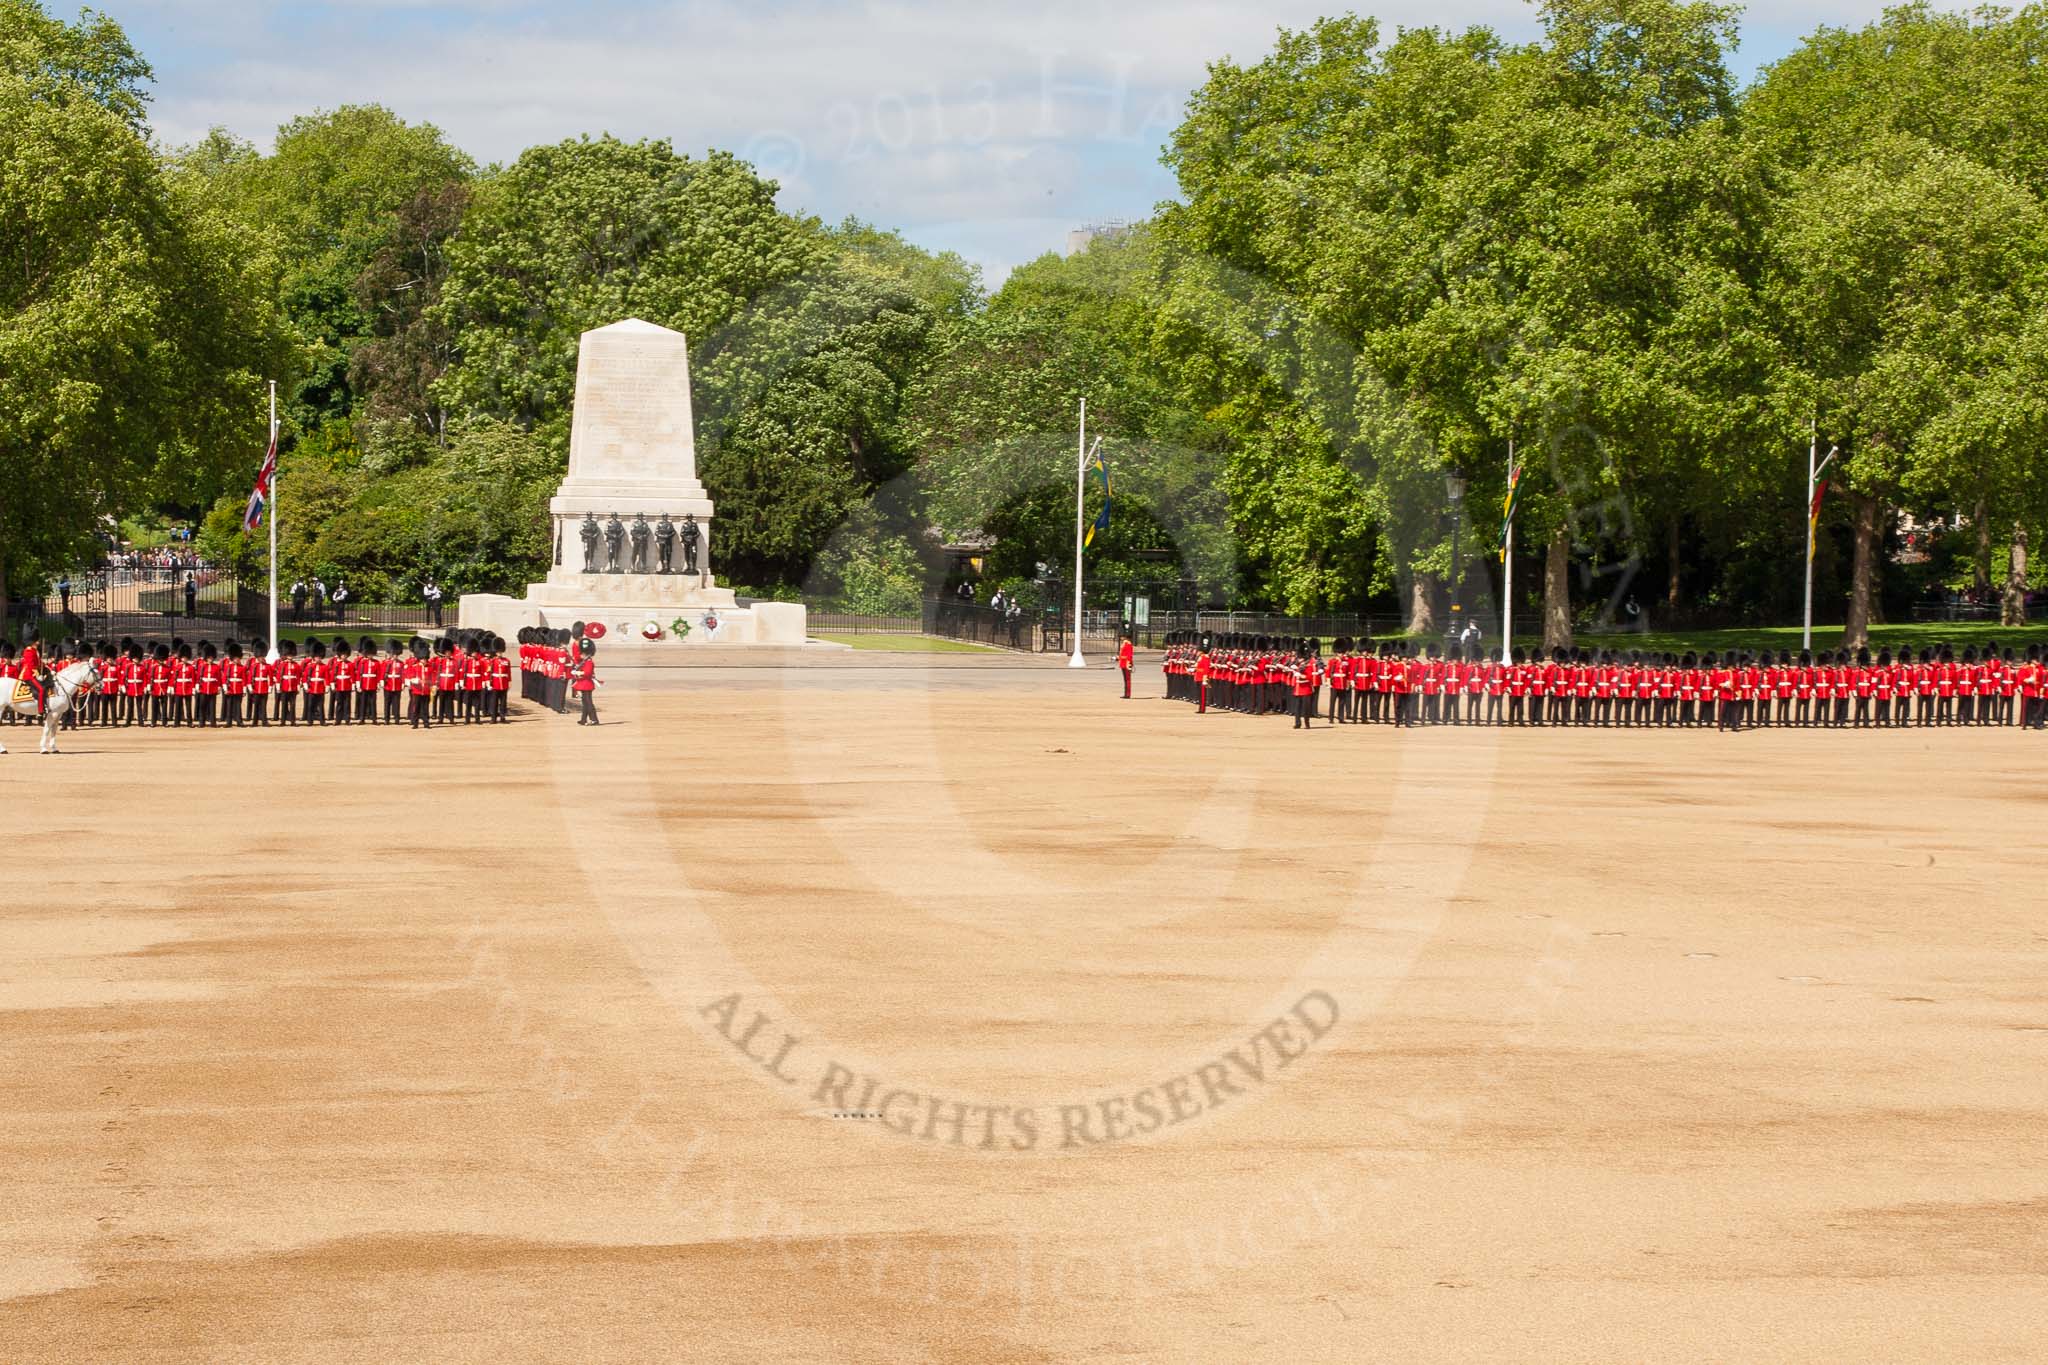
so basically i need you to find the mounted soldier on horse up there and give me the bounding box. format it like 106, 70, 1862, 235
2, 642, 101, 755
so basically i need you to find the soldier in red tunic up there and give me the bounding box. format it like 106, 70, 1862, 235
330, 638, 357, 726
2024, 645, 2046, 730
248, 642, 273, 727
462, 638, 487, 723
1289, 641, 1319, 730
573, 638, 601, 725
303, 640, 329, 724
405, 640, 434, 729
277, 641, 302, 726
379, 640, 404, 724
1873, 648, 1896, 727
195, 643, 221, 727
170, 644, 197, 727
490, 637, 512, 722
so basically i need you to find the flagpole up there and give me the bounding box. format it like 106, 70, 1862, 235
1068, 397, 1087, 668
266, 381, 280, 664
1501, 438, 1514, 665
1802, 420, 1837, 653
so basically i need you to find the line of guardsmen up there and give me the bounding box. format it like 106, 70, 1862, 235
0, 633, 513, 731
1158, 632, 2048, 731
514, 626, 601, 717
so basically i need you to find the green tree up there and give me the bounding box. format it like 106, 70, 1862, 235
694, 265, 938, 586
173, 106, 474, 429
434, 137, 824, 442
912, 230, 1233, 602
1158, 1, 1765, 638
350, 180, 471, 442
1, 4, 292, 629
0, 0, 150, 127
829, 218, 982, 318
1750, 2, 2048, 633
1766, 137, 2048, 644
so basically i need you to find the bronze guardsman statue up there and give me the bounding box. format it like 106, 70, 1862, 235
680, 512, 701, 577
604, 512, 626, 574
629, 512, 651, 573
655, 513, 676, 574
580, 512, 602, 573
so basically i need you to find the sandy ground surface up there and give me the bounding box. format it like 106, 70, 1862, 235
2, 657, 2045, 1363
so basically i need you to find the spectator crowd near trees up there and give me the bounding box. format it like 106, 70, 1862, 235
7, 0, 2048, 646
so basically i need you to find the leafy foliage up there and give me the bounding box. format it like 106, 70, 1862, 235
13, 0, 2048, 640
1, 4, 292, 615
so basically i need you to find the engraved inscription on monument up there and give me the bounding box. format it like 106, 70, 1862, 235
563, 320, 701, 491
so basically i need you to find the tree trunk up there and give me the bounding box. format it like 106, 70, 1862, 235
1542, 523, 1573, 652
1843, 491, 1881, 649
0, 551, 9, 647
1973, 499, 1991, 591
1407, 572, 1437, 637
2005, 522, 2029, 627
1665, 519, 1682, 616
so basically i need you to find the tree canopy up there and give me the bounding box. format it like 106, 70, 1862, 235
10, 0, 2048, 636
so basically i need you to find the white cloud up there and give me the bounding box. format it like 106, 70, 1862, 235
111, 0, 1915, 282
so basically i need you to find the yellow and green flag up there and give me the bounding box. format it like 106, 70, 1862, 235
1084, 445, 1113, 549
1498, 463, 1523, 561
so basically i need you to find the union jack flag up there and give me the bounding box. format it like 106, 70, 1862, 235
243, 429, 277, 532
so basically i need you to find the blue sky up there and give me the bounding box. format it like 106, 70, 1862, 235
110, 1, 1915, 287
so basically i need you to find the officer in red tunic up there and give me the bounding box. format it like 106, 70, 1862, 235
1289, 641, 1319, 730
573, 639, 601, 725
10, 640, 44, 716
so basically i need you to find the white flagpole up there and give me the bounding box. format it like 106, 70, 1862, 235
1802, 419, 1838, 654
266, 381, 280, 664
1068, 397, 1087, 668
1501, 438, 1514, 666
1803, 418, 1816, 653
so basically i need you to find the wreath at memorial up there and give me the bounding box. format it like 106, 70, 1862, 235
641, 618, 663, 641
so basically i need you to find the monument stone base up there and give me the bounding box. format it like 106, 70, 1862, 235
460, 581, 807, 649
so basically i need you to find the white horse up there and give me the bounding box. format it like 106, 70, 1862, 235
1, 660, 102, 755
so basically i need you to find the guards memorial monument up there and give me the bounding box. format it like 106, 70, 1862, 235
460, 319, 806, 648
